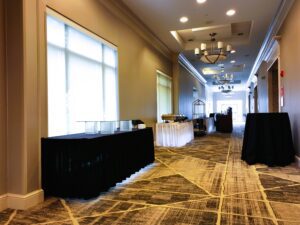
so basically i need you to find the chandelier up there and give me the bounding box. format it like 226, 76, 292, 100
194, 33, 232, 64
219, 85, 234, 93
213, 73, 234, 85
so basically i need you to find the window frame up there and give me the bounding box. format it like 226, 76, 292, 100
46, 8, 119, 136
156, 70, 173, 123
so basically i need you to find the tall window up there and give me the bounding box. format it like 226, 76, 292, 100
47, 14, 118, 136
157, 71, 172, 122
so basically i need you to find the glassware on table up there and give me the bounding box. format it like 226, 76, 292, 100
120, 120, 132, 131
85, 121, 98, 134
100, 121, 116, 134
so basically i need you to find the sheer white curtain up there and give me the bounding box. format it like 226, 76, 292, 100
47, 15, 118, 136
157, 72, 172, 122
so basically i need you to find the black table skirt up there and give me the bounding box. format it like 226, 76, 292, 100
42, 128, 154, 198
241, 113, 295, 166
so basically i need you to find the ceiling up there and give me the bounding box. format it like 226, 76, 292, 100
121, 0, 283, 89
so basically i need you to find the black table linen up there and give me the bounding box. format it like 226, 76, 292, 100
241, 113, 295, 166
42, 128, 154, 198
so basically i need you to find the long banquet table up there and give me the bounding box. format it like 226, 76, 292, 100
156, 121, 194, 147
42, 128, 154, 198
241, 113, 295, 166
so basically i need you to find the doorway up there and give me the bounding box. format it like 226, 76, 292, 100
268, 60, 279, 112
216, 100, 243, 123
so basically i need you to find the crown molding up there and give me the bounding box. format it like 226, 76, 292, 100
98, 0, 172, 60
246, 0, 295, 87
178, 53, 207, 85
266, 40, 280, 71
265, 40, 280, 63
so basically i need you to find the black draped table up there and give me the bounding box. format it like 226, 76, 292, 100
42, 128, 154, 198
241, 113, 295, 166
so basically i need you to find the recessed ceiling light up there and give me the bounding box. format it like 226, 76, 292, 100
230, 60, 236, 64
197, 0, 207, 4
226, 9, 236, 16
180, 17, 189, 23
230, 50, 236, 54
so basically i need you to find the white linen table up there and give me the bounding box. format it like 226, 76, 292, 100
156, 121, 194, 147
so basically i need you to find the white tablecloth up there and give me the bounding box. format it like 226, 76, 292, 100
156, 121, 194, 147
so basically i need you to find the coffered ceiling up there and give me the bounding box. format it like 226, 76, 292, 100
121, 0, 284, 88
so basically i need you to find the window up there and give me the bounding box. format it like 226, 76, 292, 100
47, 14, 118, 136
157, 71, 172, 122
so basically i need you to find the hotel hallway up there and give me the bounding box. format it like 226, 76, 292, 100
1, 127, 300, 225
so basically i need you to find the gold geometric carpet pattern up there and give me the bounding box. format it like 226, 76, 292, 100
1, 126, 300, 224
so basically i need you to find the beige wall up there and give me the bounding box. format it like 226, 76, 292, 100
172, 54, 180, 114
6, 0, 28, 194
279, 0, 300, 156
256, 1, 300, 155
0, 0, 7, 195
2, 0, 172, 198
178, 65, 206, 119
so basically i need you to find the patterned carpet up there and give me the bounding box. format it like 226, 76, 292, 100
1, 126, 300, 225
